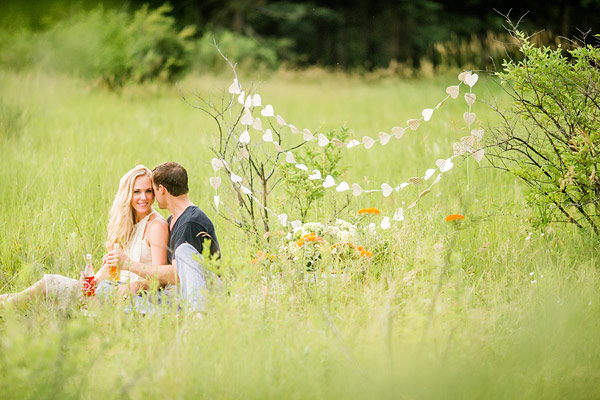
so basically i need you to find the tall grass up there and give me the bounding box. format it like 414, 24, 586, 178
0, 68, 598, 399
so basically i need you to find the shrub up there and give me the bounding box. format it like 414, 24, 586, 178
2, 4, 194, 88
194, 29, 286, 72
488, 28, 600, 235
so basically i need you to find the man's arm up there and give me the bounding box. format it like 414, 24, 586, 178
124, 261, 179, 286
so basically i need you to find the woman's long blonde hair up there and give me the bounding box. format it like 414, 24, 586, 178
105, 165, 153, 251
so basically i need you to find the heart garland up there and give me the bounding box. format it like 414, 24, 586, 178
212, 70, 485, 230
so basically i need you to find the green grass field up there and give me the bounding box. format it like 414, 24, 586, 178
1, 67, 599, 399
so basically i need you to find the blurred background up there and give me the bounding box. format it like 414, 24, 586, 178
1, 0, 599, 85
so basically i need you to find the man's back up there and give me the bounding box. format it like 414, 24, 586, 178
167, 205, 220, 263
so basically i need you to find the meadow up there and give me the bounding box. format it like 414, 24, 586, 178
0, 67, 599, 399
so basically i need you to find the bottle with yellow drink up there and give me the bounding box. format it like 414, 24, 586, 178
109, 243, 120, 281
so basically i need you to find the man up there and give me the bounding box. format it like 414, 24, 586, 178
114, 162, 221, 313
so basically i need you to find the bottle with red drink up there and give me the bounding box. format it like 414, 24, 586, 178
82, 253, 96, 296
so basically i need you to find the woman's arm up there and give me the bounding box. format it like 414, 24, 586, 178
117, 217, 178, 287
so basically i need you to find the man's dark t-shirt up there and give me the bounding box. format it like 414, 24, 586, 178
167, 205, 220, 263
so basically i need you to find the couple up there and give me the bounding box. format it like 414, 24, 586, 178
0, 162, 220, 314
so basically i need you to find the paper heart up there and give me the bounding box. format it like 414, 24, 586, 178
289, 125, 300, 134
419, 189, 431, 199
323, 175, 336, 188
308, 170, 322, 180
446, 85, 459, 99
408, 177, 422, 186
252, 94, 262, 107
237, 91, 245, 105
422, 108, 434, 122
472, 148, 485, 164
346, 139, 360, 149
381, 183, 393, 197
393, 208, 404, 221
244, 96, 252, 109
464, 112, 476, 126
381, 216, 391, 230
262, 129, 273, 142
336, 181, 350, 192
432, 174, 442, 185
295, 163, 308, 171
331, 138, 344, 148
261, 104, 274, 117
460, 135, 475, 150
399, 182, 410, 189
303, 129, 314, 141
471, 129, 484, 142
407, 119, 420, 131
435, 159, 447, 170
213, 195, 220, 209
241, 110, 254, 126
458, 71, 469, 82
276, 115, 287, 126
274, 143, 283, 152
453, 142, 466, 156
211, 158, 224, 172
230, 172, 242, 183
392, 126, 405, 139
406, 200, 418, 210
352, 183, 363, 196
228, 79, 241, 94
424, 168, 436, 180
440, 158, 454, 172
362, 136, 375, 149
465, 73, 479, 87
209, 176, 221, 190
318, 134, 329, 147
464, 93, 476, 105
240, 184, 252, 195
236, 147, 249, 160
378, 132, 391, 145
239, 129, 250, 144
278, 213, 288, 227
253, 117, 263, 131
285, 152, 296, 164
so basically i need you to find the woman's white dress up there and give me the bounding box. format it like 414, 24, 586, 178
43, 212, 159, 307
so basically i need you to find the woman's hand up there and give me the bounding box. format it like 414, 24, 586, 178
95, 265, 110, 282
106, 250, 131, 271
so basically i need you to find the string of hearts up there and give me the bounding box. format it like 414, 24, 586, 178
209, 71, 484, 230
227, 71, 480, 151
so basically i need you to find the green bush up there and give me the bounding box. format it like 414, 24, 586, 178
489, 29, 600, 235
1, 4, 194, 88
194, 29, 286, 72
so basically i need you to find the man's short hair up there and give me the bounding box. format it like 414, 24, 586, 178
152, 162, 189, 196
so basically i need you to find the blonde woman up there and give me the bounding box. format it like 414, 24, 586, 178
0, 165, 169, 308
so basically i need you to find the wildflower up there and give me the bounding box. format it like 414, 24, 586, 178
251, 250, 276, 264
444, 213, 465, 222
358, 207, 381, 215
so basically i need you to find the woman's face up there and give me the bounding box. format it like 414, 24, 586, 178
131, 175, 154, 218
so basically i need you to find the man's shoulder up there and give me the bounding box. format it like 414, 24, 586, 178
183, 205, 213, 225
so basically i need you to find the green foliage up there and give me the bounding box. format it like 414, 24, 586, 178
490, 30, 600, 235
0, 4, 194, 88
279, 127, 349, 219
194, 29, 286, 72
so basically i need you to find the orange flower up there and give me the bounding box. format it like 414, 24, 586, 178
360, 250, 373, 257
297, 240, 305, 247
251, 250, 276, 264
445, 214, 465, 222
358, 207, 381, 215
356, 245, 364, 252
